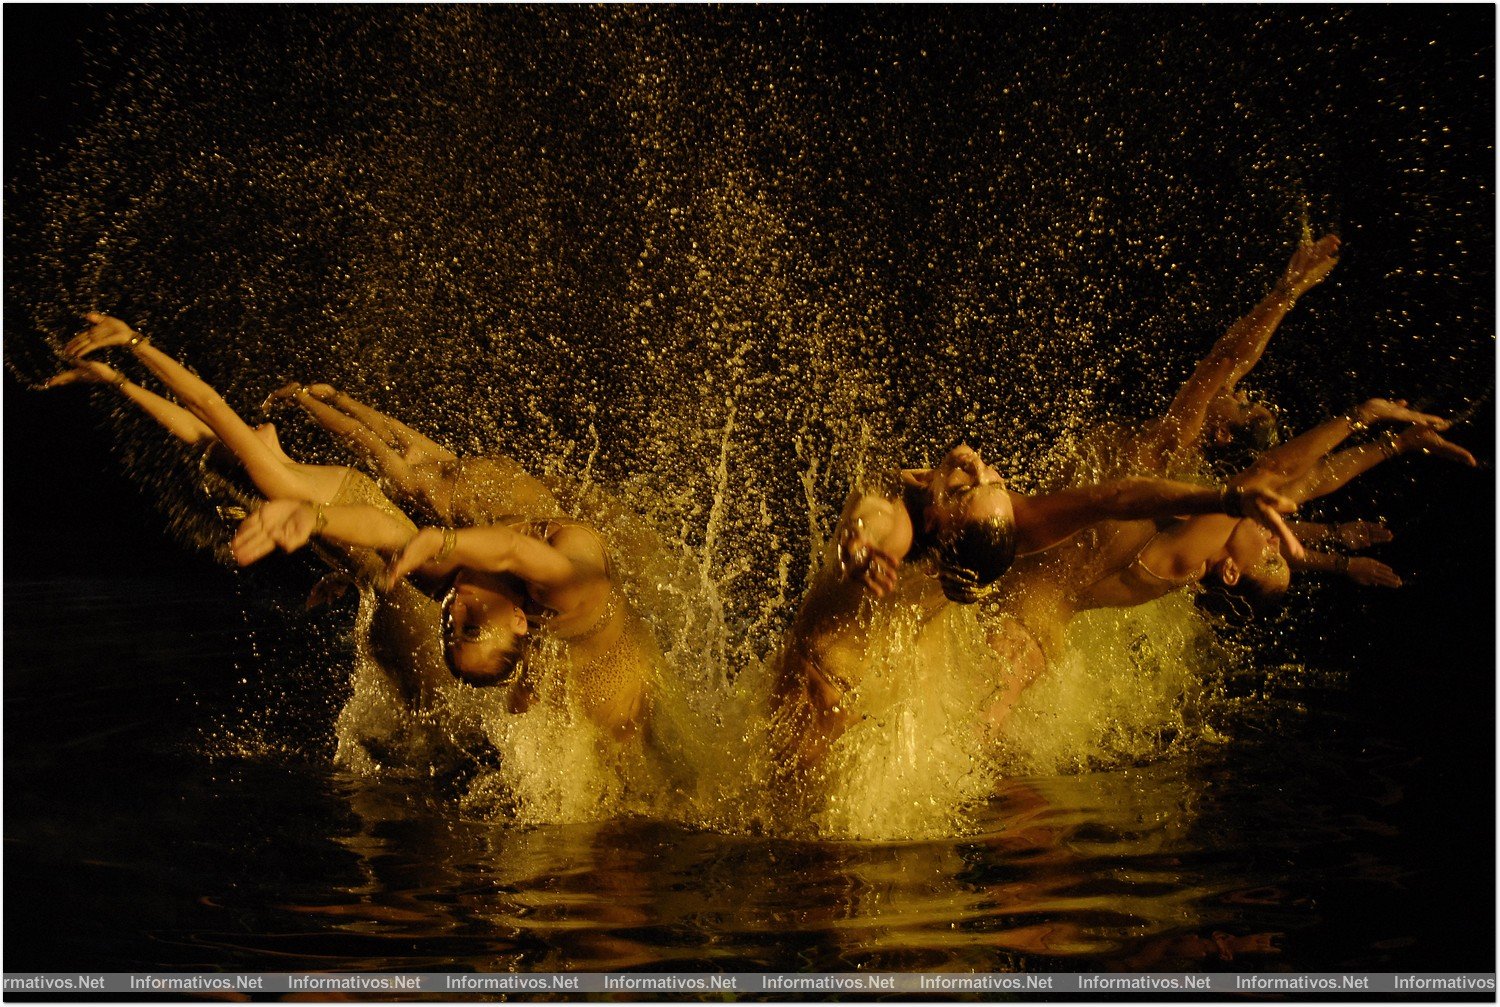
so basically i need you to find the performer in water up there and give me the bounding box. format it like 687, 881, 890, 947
773, 440, 1304, 775
55, 314, 660, 750
242, 383, 669, 744
1073, 232, 1343, 482
981, 398, 1475, 724
260, 381, 561, 526
49, 314, 466, 773
234, 487, 659, 743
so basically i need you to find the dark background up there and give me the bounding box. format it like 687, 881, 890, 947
4, 4, 1495, 972
7, 7, 1492, 711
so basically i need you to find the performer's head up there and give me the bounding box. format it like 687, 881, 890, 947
1198, 519, 1290, 622
905, 444, 1018, 603
1206, 387, 1281, 452
441, 573, 530, 687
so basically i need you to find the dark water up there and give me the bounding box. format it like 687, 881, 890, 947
4, 570, 1491, 975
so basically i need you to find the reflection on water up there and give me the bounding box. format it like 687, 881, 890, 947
5, 576, 1482, 974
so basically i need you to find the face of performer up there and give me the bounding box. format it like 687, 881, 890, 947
918, 443, 1015, 540
1207, 389, 1279, 449
1214, 519, 1291, 599
441, 575, 530, 686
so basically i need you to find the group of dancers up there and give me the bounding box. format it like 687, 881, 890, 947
48, 233, 1476, 801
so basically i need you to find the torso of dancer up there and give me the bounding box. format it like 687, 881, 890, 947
774, 441, 1305, 778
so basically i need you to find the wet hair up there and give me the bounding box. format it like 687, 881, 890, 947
1195, 569, 1288, 625
440, 588, 528, 687
198, 440, 259, 517
933, 512, 1019, 604
1205, 395, 1285, 476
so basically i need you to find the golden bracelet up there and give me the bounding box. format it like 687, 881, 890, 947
434, 527, 459, 562
1219, 484, 1248, 518
311, 503, 328, 536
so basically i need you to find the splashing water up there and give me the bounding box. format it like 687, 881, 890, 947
7, 8, 1491, 841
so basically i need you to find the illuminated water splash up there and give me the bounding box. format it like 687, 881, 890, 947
8, 8, 1490, 839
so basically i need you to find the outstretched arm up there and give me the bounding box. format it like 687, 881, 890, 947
234, 500, 581, 593
1010, 475, 1302, 558
267, 383, 440, 504
1151, 235, 1340, 463
45, 359, 215, 445
271, 383, 559, 523
1290, 550, 1403, 588
1286, 519, 1393, 552
1281, 425, 1476, 504
64, 313, 320, 502
233, 499, 418, 565
266, 382, 456, 466
1243, 398, 1451, 491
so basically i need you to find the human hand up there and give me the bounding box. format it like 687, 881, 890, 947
232, 499, 318, 566
1355, 398, 1450, 430
41, 359, 123, 389
1280, 234, 1341, 298
1346, 556, 1403, 588
1397, 425, 1478, 467
836, 517, 900, 597
1227, 477, 1305, 561
260, 382, 309, 412
63, 312, 142, 360
1335, 520, 1392, 551
384, 527, 447, 589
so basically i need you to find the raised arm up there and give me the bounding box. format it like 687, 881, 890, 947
1010, 474, 1302, 558
271, 383, 560, 524
64, 314, 320, 502
266, 383, 438, 503
1242, 398, 1451, 491
1281, 424, 1476, 504
44, 359, 214, 445
1286, 519, 1393, 552
1151, 235, 1341, 463
266, 382, 456, 467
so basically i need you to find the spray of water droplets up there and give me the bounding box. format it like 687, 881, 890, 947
7, 7, 1491, 839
